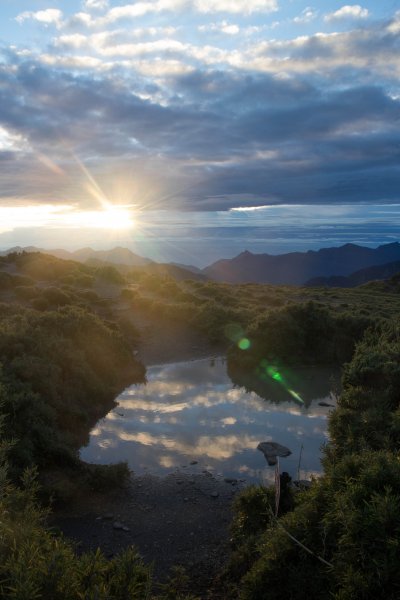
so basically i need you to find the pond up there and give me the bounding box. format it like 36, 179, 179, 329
81, 357, 339, 484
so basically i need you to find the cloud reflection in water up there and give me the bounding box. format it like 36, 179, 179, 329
81, 358, 338, 482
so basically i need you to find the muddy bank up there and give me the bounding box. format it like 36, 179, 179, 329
52, 471, 244, 595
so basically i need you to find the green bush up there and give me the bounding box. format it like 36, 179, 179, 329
96, 265, 125, 284
0, 468, 153, 600
0, 305, 145, 474
232, 319, 400, 600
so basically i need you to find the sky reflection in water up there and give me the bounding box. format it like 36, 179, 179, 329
81, 358, 338, 483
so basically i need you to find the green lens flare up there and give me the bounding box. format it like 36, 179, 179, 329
288, 389, 304, 404
266, 366, 283, 382
238, 338, 251, 350
260, 361, 304, 405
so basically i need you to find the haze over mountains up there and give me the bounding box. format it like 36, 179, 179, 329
2, 242, 400, 287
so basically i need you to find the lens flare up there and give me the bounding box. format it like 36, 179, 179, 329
260, 361, 304, 405
238, 338, 251, 350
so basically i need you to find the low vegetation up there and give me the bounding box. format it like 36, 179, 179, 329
0, 250, 399, 598
225, 317, 400, 599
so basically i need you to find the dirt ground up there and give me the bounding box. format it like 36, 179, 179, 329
52, 471, 244, 596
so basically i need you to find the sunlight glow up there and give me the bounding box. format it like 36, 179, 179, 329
65, 205, 135, 229
0, 203, 135, 233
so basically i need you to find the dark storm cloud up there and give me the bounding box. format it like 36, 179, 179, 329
0, 15, 399, 212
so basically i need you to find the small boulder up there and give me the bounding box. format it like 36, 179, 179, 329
257, 441, 292, 466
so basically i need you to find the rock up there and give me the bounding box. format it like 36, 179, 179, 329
211, 491, 219, 498
224, 477, 238, 485
318, 402, 334, 408
113, 521, 123, 530
122, 526, 130, 532
183, 497, 189, 502
176, 479, 184, 484
257, 441, 292, 466
103, 513, 114, 520
190, 460, 198, 465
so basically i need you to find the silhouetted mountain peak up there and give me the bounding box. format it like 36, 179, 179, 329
203, 242, 400, 285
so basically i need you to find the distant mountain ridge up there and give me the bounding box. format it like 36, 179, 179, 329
203, 243, 400, 285
306, 260, 400, 288
2, 242, 400, 286
0, 246, 152, 267
0, 246, 207, 282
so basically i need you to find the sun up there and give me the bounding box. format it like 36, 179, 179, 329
89, 206, 134, 230
65, 205, 135, 230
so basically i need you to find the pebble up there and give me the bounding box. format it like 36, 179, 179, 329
103, 513, 114, 520
211, 491, 219, 498
190, 460, 198, 465
113, 521, 123, 530
183, 497, 189, 502
176, 479, 184, 484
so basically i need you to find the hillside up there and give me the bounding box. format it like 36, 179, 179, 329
0, 245, 152, 267
305, 260, 400, 287
0, 246, 206, 282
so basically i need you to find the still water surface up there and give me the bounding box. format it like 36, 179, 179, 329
81, 358, 339, 483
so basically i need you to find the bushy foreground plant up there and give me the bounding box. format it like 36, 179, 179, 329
230, 319, 400, 600
0, 304, 145, 474
0, 464, 153, 600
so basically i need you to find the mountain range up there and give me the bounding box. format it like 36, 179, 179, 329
306, 260, 400, 288
2, 242, 400, 287
203, 243, 400, 285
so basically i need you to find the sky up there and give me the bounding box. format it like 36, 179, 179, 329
0, 0, 399, 265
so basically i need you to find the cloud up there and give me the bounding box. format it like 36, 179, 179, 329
324, 5, 369, 23
72, 0, 277, 25
198, 20, 240, 35
194, 0, 278, 14
16, 8, 63, 28
83, 0, 109, 10
0, 46, 399, 212
2, 7, 400, 214
293, 7, 318, 24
